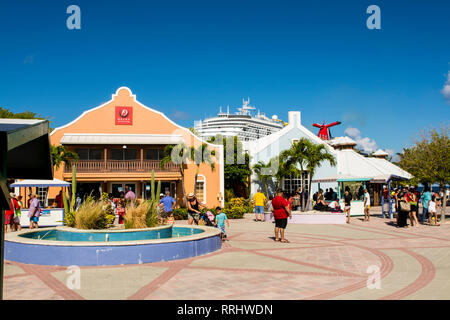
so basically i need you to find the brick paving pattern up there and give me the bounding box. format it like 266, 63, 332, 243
3, 207, 450, 300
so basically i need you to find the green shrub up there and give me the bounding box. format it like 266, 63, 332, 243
124, 200, 159, 229
222, 197, 252, 219
75, 199, 114, 230
173, 208, 188, 220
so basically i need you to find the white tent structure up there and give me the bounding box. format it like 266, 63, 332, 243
312, 148, 412, 184
10, 179, 71, 188
312, 137, 412, 217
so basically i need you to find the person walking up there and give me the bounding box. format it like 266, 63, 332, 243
363, 188, 371, 222
271, 189, 292, 243
428, 195, 439, 226
215, 206, 230, 241
408, 187, 419, 227
252, 188, 267, 222
187, 192, 206, 225
28, 193, 41, 229
343, 186, 352, 224
160, 190, 176, 223
420, 187, 432, 223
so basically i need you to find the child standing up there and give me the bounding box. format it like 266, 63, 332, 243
214, 206, 230, 241
428, 195, 439, 226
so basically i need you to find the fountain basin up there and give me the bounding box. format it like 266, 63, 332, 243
5, 225, 222, 266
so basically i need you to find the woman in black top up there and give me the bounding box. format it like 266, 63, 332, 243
187, 192, 206, 225
343, 186, 352, 224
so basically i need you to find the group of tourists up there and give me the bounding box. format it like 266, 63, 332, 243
4, 192, 41, 233
391, 185, 444, 228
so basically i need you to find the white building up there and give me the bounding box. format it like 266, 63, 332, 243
194, 98, 284, 141
244, 111, 412, 215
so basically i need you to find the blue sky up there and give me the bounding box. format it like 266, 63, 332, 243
1, 0, 449, 156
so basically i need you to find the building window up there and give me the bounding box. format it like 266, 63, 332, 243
111, 148, 137, 160
195, 175, 206, 203
145, 148, 164, 161
195, 182, 205, 203
283, 172, 309, 195
37, 187, 48, 207
75, 148, 102, 160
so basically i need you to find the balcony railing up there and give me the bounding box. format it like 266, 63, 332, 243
63, 160, 180, 173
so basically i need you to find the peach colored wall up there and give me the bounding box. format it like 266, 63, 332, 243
49, 87, 224, 208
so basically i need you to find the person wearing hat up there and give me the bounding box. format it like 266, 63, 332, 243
28, 193, 41, 229
271, 189, 292, 243
187, 192, 206, 225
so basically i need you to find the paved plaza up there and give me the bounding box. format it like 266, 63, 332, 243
3, 207, 450, 300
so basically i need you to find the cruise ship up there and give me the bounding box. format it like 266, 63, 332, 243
194, 98, 284, 141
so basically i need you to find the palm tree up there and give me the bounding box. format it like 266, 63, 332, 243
252, 160, 274, 198
278, 139, 310, 209
189, 143, 216, 198
160, 144, 188, 207
50, 145, 79, 170
304, 143, 336, 211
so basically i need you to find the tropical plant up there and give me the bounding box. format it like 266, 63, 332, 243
124, 201, 159, 229
189, 143, 216, 197
63, 164, 78, 227
252, 160, 274, 198
124, 169, 161, 228
208, 135, 251, 198
50, 145, 79, 170
303, 142, 336, 211
222, 197, 253, 219
74, 197, 114, 229
161, 143, 188, 206
271, 138, 336, 211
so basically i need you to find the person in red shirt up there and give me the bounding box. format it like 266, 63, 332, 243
271, 189, 292, 243
5, 192, 20, 233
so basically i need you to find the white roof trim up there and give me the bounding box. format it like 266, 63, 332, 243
60, 133, 184, 145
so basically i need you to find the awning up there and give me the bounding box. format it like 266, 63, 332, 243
60, 133, 184, 145
10, 179, 71, 188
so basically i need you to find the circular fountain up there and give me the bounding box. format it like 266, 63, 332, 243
4, 225, 221, 266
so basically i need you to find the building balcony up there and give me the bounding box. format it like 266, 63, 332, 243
63, 160, 180, 178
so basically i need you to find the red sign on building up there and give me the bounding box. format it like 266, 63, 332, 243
115, 106, 133, 125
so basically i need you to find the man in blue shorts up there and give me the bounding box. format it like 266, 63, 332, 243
159, 190, 176, 221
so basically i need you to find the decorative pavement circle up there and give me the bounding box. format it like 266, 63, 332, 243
3, 207, 450, 300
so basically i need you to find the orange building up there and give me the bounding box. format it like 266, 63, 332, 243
49, 87, 224, 208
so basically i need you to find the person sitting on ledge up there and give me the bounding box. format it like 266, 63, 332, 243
313, 189, 328, 211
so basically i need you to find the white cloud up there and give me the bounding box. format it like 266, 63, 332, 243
442, 70, 450, 102
344, 126, 378, 153
344, 127, 360, 138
